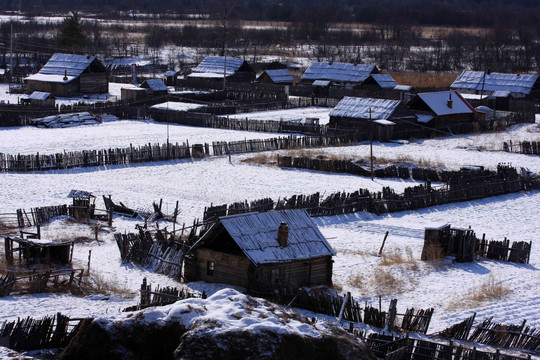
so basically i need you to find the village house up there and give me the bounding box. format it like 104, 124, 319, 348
300, 61, 379, 88
329, 96, 417, 140
139, 78, 168, 96
187, 56, 256, 82
24, 53, 109, 97
359, 74, 398, 90
184, 209, 336, 293
450, 71, 540, 99
256, 69, 294, 85
407, 90, 477, 133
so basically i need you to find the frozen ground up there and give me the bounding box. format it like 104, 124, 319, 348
0, 119, 539, 344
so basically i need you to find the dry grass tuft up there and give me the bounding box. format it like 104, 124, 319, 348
380, 247, 418, 271
79, 272, 132, 296
347, 274, 364, 290
448, 274, 511, 310
390, 72, 459, 88
373, 269, 403, 296
242, 153, 276, 165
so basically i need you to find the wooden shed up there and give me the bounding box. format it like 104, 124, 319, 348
184, 209, 336, 293
24, 53, 108, 97
257, 69, 294, 85
140, 78, 168, 96
67, 190, 95, 221
4, 236, 74, 267
187, 56, 256, 83
26, 91, 56, 107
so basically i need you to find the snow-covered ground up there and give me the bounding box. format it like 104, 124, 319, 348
0, 119, 539, 342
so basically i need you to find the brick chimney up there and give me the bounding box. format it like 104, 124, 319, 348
277, 222, 289, 247
447, 91, 453, 108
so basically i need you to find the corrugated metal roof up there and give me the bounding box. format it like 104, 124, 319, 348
38, 53, 97, 77
262, 69, 293, 83
141, 78, 167, 91
192, 56, 245, 76
451, 71, 538, 95
28, 91, 52, 101
370, 74, 397, 89
416, 91, 474, 116
213, 209, 335, 265
330, 96, 401, 120
302, 62, 376, 83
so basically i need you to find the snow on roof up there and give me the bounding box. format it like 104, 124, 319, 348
451, 71, 539, 95
330, 96, 401, 120
312, 80, 330, 86
302, 62, 376, 83
416, 91, 474, 116
28, 91, 53, 101
192, 56, 245, 76
37, 53, 97, 77
416, 114, 435, 123
492, 90, 511, 98
141, 78, 167, 91
24, 73, 77, 84
261, 69, 293, 83
164, 70, 178, 77
150, 101, 205, 112
187, 72, 226, 79
68, 189, 94, 199
394, 84, 412, 91
206, 209, 335, 266
374, 119, 395, 126
370, 74, 397, 89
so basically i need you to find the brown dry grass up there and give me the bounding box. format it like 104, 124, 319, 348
381, 248, 419, 271
391, 72, 459, 88
242, 153, 276, 165
78, 272, 133, 297
448, 274, 511, 310
373, 269, 403, 296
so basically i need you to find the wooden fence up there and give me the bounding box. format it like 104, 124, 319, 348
0, 269, 85, 297
0, 313, 85, 351
204, 164, 540, 221
504, 141, 540, 155
0, 133, 367, 173
477, 239, 532, 264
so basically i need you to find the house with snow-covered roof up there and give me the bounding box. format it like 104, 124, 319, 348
140, 78, 168, 95
184, 209, 336, 292
257, 69, 294, 85
408, 90, 477, 132
187, 56, 255, 82
301, 61, 379, 87
329, 96, 416, 135
24, 53, 108, 97
450, 71, 540, 98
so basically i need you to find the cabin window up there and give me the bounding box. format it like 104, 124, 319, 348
207, 261, 215, 276
270, 268, 280, 284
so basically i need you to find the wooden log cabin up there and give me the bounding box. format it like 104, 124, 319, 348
184, 209, 336, 293
24, 53, 109, 97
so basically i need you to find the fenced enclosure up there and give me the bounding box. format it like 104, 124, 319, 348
504, 140, 540, 155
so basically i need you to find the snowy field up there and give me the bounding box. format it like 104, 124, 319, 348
0, 119, 539, 342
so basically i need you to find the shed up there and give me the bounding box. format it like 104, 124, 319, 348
27, 91, 56, 107
140, 78, 168, 96
408, 91, 477, 132
184, 209, 336, 293
329, 96, 416, 132
24, 53, 109, 97
68, 190, 96, 221
188, 56, 255, 82
257, 69, 294, 85
301, 61, 379, 86
450, 71, 540, 98
164, 70, 179, 86
361, 74, 398, 89
4, 236, 75, 267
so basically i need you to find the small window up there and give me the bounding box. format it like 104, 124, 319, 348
207, 261, 215, 276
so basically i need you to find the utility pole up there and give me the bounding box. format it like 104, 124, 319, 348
369, 108, 374, 181
10, 22, 13, 83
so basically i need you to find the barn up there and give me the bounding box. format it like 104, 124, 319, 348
329, 96, 416, 135
450, 71, 540, 99
184, 209, 336, 293
24, 53, 108, 97
300, 61, 379, 88
408, 91, 477, 133
187, 56, 256, 82
257, 69, 294, 85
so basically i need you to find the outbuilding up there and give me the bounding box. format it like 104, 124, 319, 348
257, 69, 294, 85
24, 53, 108, 97
26, 91, 56, 107
187, 56, 256, 82
184, 209, 336, 293
301, 61, 379, 88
